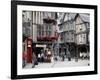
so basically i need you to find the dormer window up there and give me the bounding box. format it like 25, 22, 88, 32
80, 28, 82, 31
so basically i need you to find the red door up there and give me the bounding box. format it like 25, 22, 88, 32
27, 37, 32, 63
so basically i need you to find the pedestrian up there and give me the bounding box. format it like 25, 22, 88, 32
32, 52, 36, 68
61, 48, 65, 61
80, 52, 83, 59
43, 50, 47, 62
67, 50, 71, 61
41, 53, 44, 63
38, 53, 41, 62
47, 49, 52, 62
22, 51, 27, 68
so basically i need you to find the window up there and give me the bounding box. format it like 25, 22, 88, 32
48, 31, 51, 36
86, 23, 90, 29
38, 31, 41, 36
83, 34, 85, 39
80, 27, 82, 31
59, 25, 63, 30
71, 38, 73, 40
42, 31, 44, 36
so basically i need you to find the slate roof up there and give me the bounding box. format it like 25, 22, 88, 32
69, 13, 76, 20
79, 14, 90, 22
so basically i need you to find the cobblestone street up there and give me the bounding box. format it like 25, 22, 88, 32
24, 59, 89, 69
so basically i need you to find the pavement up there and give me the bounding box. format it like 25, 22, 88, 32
24, 58, 90, 69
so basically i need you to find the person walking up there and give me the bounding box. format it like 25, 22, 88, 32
32, 52, 36, 68
47, 49, 52, 62
41, 50, 44, 63
38, 53, 41, 62
67, 50, 71, 61
61, 48, 65, 61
